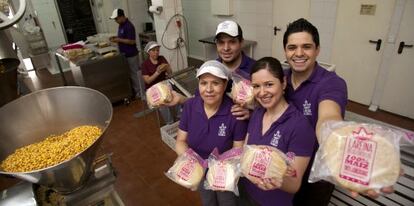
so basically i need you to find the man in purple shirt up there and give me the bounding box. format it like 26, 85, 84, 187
283, 18, 394, 206
110, 9, 145, 100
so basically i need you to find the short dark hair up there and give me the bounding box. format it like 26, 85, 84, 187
283, 18, 319, 48
117, 9, 125, 17
251, 57, 284, 83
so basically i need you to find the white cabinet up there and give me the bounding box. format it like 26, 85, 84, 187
31, 0, 66, 49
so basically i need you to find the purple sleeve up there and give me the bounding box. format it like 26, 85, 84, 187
318, 76, 348, 115
178, 99, 191, 132
232, 119, 248, 141
288, 117, 316, 156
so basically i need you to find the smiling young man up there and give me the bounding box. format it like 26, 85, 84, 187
282, 18, 348, 206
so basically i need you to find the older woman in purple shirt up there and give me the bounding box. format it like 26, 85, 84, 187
238, 57, 316, 206
175, 60, 248, 206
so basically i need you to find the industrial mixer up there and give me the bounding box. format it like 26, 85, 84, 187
0, 86, 123, 206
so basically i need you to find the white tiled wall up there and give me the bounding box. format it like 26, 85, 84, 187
182, 0, 273, 60
310, 0, 338, 63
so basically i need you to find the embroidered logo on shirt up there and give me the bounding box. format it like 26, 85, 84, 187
218, 123, 227, 137
270, 131, 281, 147
303, 100, 312, 116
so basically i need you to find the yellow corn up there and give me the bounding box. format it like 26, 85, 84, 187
0, 125, 102, 172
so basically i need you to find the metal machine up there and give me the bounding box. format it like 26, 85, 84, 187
0, 0, 26, 107
0, 86, 124, 205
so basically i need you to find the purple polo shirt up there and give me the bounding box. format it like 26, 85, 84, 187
241, 105, 316, 206
285, 63, 348, 129
117, 19, 138, 57
179, 95, 248, 159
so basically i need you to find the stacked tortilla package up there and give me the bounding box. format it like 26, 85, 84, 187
309, 121, 405, 193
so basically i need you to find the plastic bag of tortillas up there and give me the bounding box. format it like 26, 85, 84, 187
146, 80, 173, 109
240, 145, 291, 183
230, 74, 255, 109
309, 121, 408, 193
204, 147, 242, 195
165, 148, 206, 191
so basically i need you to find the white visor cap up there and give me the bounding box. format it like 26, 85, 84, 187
196, 60, 230, 80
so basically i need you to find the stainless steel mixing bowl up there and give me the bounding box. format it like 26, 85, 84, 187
0, 86, 113, 193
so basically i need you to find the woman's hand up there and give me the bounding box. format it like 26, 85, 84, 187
156, 63, 168, 74
249, 176, 283, 191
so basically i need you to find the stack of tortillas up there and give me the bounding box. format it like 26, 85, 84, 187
166, 149, 205, 190
146, 81, 172, 108
231, 79, 254, 108
206, 160, 239, 191
241, 145, 287, 181
321, 124, 400, 192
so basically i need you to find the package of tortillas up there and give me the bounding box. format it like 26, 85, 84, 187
146, 80, 173, 108
240, 145, 289, 183
165, 149, 206, 191
230, 74, 255, 109
309, 121, 407, 193
204, 147, 242, 194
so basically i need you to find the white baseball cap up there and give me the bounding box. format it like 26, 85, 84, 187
110, 8, 125, 19
215, 20, 240, 38
144, 41, 161, 53
196, 60, 230, 80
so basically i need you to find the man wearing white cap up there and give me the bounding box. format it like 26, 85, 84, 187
165, 20, 254, 120
175, 60, 247, 206
109, 8, 145, 100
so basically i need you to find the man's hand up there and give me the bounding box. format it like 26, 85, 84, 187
349, 168, 403, 198
109, 36, 120, 43
231, 104, 250, 120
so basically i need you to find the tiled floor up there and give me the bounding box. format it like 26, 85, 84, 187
0, 58, 413, 205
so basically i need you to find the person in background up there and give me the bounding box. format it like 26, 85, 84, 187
175, 60, 248, 206
109, 8, 145, 100
238, 57, 316, 206
141, 41, 173, 124
166, 20, 255, 120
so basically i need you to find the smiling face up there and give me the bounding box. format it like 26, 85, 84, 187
284, 32, 320, 74
215, 34, 243, 65
198, 73, 227, 106
251, 69, 286, 109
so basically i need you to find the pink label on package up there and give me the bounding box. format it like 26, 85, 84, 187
339, 127, 377, 185
212, 161, 227, 189
249, 148, 271, 178
237, 80, 251, 101
149, 87, 161, 103
177, 158, 196, 181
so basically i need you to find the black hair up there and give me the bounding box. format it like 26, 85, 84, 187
283, 18, 319, 48
251, 57, 284, 83
117, 9, 125, 17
